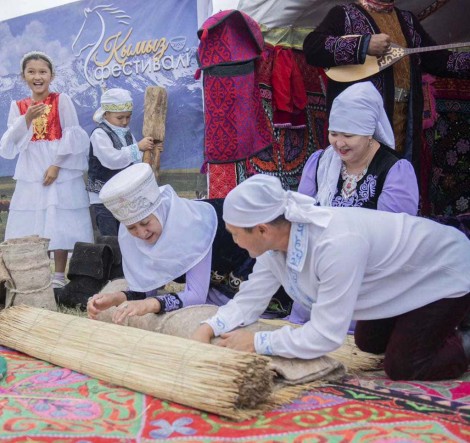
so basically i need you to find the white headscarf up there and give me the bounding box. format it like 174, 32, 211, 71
93, 88, 133, 123
223, 174, 332, 228
100, 163, 217, 292
316, 81, 395, 206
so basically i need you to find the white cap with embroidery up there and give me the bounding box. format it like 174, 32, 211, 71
93, 88, 133, 123
99, 163, 161, 226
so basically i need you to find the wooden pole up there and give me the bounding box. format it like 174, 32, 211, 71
142, 86, 168, 178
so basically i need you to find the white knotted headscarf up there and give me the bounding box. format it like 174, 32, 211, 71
223, 175, 332, 228
93, 88, 133, 123
316, 81, 395, 206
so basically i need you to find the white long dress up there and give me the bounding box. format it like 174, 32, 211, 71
0, 92, 93, 250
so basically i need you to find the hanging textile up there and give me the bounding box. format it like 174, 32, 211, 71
196, 10, 273, 165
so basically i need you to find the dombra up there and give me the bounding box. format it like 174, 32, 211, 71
325, 37, 470, 82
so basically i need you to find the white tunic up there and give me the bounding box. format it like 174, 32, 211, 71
0, 93, 93, 250
88, 124, 142, 204
206, 207, 470, 359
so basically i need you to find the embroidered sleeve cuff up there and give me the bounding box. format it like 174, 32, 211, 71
204, 316, 229, 337
155, 293, 183, 314
254, 331, 274, 355
128, 143, 142, 163
202, 301, 248, 336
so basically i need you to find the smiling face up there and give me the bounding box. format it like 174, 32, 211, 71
22, 59, 53, 101
126, 214, 163, 244
104, 111, 132, 128
328, 131, 371, 167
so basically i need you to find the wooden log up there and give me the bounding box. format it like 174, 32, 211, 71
142, 86, 168, 177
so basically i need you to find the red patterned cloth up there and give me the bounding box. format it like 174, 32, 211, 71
197, 10, 263, 69
251, 45, 327, 190
207, 163, 237, 198
271, 47, 307, 128
197, 10, 273, 165
16, 93, 62, 141
1, 345, 470, 442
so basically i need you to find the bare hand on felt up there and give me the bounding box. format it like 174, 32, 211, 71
87, 291, 126, 319
192, 323, 215, 344
218, 329, 256, 353
112, 298, 160, 325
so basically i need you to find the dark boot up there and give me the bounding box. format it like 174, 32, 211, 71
54, 242, 113, 310
458, 329, 470, 364
96, 235, 124, 280
458, 308, 470, 331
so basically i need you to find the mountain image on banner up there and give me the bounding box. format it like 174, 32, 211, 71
0, 0, 204, 177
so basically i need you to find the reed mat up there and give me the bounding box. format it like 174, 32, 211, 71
0, 342, 469, 442
0, 306, 276, 419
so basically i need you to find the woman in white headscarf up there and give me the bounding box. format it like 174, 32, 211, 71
192, 174, 470, 382
87, 163, 290, 324
299, 81, 418, 212
290, 81, 419, 324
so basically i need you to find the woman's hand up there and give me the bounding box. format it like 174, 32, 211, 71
25, 103, 48, 128
43, 165, 60, 186
191, 323, 215, 344
112, 297, 160, 325
218, 329, 255, 353
137, 137, 155, 152
87, 291, 127, 319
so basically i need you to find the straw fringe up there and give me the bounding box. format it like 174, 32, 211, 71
260, 318, 383, 374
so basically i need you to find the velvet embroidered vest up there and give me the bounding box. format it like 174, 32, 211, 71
317, 145, 401, 209
16, 93, 62, 142
87, 122, 134, 194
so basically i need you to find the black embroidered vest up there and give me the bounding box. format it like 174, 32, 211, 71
317, 144, 401, 209
87, 122, 134, 194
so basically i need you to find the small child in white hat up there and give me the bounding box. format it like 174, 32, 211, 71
87, 88, 154, 236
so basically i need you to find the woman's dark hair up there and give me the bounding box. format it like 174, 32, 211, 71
21, 52, 54, 75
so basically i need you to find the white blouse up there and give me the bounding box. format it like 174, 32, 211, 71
206, 207, 470, 359
0, 93, 89, 183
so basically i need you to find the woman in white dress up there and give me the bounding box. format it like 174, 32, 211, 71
0, 51, 93, 287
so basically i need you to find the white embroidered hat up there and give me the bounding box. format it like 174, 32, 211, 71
99, 163, 161, 225
93, 88, 133, 123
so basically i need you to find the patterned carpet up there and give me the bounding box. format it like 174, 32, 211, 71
0, 345, 469, 442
